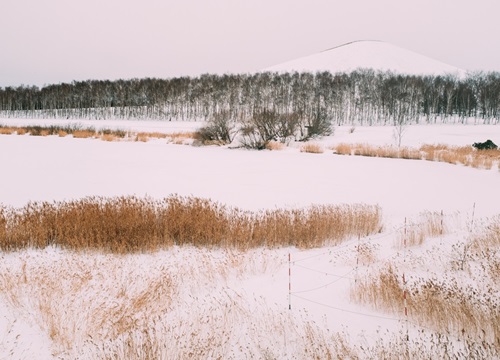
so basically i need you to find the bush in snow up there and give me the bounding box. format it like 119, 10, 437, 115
194, 111, 237, 145
472, 139, 498, 150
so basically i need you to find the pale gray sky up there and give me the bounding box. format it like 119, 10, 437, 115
1, 0, 499, 87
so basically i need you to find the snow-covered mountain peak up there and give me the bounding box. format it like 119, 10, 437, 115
265, 40, 465, 77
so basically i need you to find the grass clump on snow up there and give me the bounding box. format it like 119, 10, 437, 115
0, 124, 194, 144
334, 143, 500, 170
0, 195, 382, 252
395, 211, 449, 248
300, 143, 324, 154
351, 216, 500, 351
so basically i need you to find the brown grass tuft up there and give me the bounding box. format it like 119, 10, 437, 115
0, 126, 17, 135
351, 265, 405, 314
352, 260, 500, 347
334, 143, 421, 159
300, 143, 324, 154
333, 143, 353, 155
410, 278, 499, 346
1, 125, 197, 145
135, 131, 194, 144
168, 131, 195, 139
396, 211, 447, 248
72, 130, 96, 139
265, 141, 286, 151
100, 134, 118, 142
334, 143, 500, 170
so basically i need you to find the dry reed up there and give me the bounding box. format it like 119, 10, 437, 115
0, 125, 195, 145
410, 278, 500, 346
100, 134, 118, 142
334, 143, 500, 170
0, 250, 360, 358
334, 143, 353, 155
2, 217, 499, 358
469, 216, 500, 286
168, 131, 195, 139
351, 265, 406, 315
351, 264, 500, 348
265, 141, 286, 151
72, 130, 96, 139
300, 143, 324, 154
352, 216, 500, 348
0, 196, 382, 253
396, 211, 447, 247
0, 126, 17, 135
470, 216, 500, 251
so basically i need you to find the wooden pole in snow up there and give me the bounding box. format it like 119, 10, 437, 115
288, 252, 292, 310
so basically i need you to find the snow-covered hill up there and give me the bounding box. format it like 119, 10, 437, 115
265, 40, 465, 77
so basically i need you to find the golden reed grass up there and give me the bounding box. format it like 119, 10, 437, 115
300, 143, 324, 154
265, 141, 286, 151
351, 266, 500, 347
351, 216, 500, 349
470, 216, 500, 288
395, 211, 447, 248
100, 133, 118, 142
0, 127, 15, 135
0, 249, 357, 358
334, 143, 500, 170
72, 130, 96, 139
0, 125, 194, 144
0, 196, 382, 253
136, 131, 195, 143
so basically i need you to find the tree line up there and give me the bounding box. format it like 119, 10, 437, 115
0, 70, 499, 125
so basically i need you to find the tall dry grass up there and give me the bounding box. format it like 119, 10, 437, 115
351, 265, 499, 347
0, 124, 194, 144
0, 126, 17, 135
72, 129, 96, 139
350, 265, 406, 315
2, 217, 499, 358
469, 216, 500, 288
470, 215, 500, 251
0, 196, 382, 252
395, 211, 447, 248
334, 143, 422, 160
352, 215, 500, 351
135, 131, 194, 143
265, 140, 286, 151
300, 143, 324, 154
0, 251, 177, 356
0, 124, 95, 137
0, 247, 363, 359
334, 143, 500, 170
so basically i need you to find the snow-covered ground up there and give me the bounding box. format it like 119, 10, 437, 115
0, 118, 499, 358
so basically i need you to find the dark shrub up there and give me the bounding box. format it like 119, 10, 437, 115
194, 111, 236, 145
473, 140, 498, 150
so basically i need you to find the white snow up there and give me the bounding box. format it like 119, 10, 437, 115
265, 40, 466, 77
0, 118, 499, 358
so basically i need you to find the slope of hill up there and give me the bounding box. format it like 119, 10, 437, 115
265, 40, 466, 77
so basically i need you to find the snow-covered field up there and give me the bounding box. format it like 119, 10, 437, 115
0, 118, 499, 358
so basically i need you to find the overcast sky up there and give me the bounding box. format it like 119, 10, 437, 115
1, 0, 499, 87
